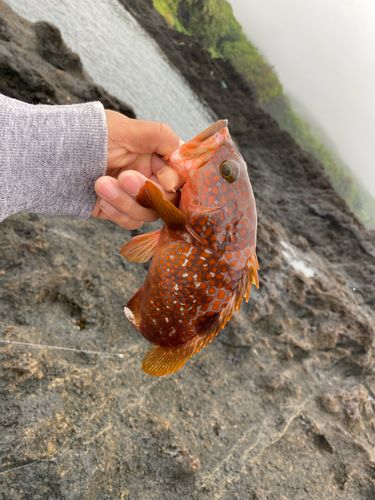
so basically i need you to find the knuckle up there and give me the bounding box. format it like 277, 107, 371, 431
157, 121, 171, 138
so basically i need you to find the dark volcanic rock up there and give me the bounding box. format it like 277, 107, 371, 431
0, 1, 135, 115
1, 2, 375, 500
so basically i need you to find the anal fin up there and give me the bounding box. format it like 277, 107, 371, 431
120, 229, 162, 263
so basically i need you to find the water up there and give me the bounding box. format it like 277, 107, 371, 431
5, 0, 215, 141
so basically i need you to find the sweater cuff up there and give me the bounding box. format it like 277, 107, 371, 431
0, 95, 108, 221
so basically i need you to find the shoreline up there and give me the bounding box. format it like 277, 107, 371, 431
1, 2, 375, 498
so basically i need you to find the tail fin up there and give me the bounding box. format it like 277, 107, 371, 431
142, 326, 219, 376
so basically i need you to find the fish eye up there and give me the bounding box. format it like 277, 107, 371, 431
220, 160, 240, 183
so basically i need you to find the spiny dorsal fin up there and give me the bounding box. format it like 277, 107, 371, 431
136, 181, 185, 232
124, 287, 144, 329
221, 253, 259, 329
120, 229, 162, 263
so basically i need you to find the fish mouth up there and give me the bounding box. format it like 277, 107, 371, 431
163, 122, 230, 179
162, 120, 228, 162
190, 120, 228, 143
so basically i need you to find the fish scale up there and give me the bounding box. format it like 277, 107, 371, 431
120, 120, 259, 376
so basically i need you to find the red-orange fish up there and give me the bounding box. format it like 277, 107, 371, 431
120, 120, 259, 376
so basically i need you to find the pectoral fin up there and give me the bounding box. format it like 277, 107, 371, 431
136, 181, 185, 232
120, 229, 162, 263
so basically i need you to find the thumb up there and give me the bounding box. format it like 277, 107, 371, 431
105, 110, 180, 156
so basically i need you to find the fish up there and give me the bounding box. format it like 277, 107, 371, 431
120, 120, 259, 376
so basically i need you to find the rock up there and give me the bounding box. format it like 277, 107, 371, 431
1, 1, 375, 499
0, 1, 135, 115
251, 489, 288, 500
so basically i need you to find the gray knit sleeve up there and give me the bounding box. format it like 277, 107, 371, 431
0, 94, 108, 221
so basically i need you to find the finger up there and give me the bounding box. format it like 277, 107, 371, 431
95, 176, 159, 222
151, 153, 167, 176
151, 139, 185, 175
118, 152, 163, 179
122, 153, 180, 189
126, 152, 153, 179
157, 166, 185, 192
121, 120, 180, 156
98, 201, 144, 230
118, 170, 180, 206
150, 141, 185, 175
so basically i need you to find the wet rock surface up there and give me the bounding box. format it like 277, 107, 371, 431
1, 1, 375, 499
0, 1, 135, 115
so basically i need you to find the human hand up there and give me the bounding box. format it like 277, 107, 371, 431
91, 110, 184, 229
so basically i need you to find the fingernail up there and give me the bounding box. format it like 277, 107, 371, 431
98, 181, 119, 200
121, 174, 143, 195
100, 201, 117, 214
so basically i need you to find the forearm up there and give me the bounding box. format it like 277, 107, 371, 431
0, 94, 107, 222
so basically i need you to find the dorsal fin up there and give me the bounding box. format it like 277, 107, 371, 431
220, 253, 259, 330
136, 181, 185, 232
120, 229, 162, 263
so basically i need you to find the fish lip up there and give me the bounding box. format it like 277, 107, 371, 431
164, 126, 230, 179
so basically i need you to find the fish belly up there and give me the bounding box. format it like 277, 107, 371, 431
138, 237, 228, 348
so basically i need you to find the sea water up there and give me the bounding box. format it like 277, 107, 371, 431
5, 0, 215, 141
